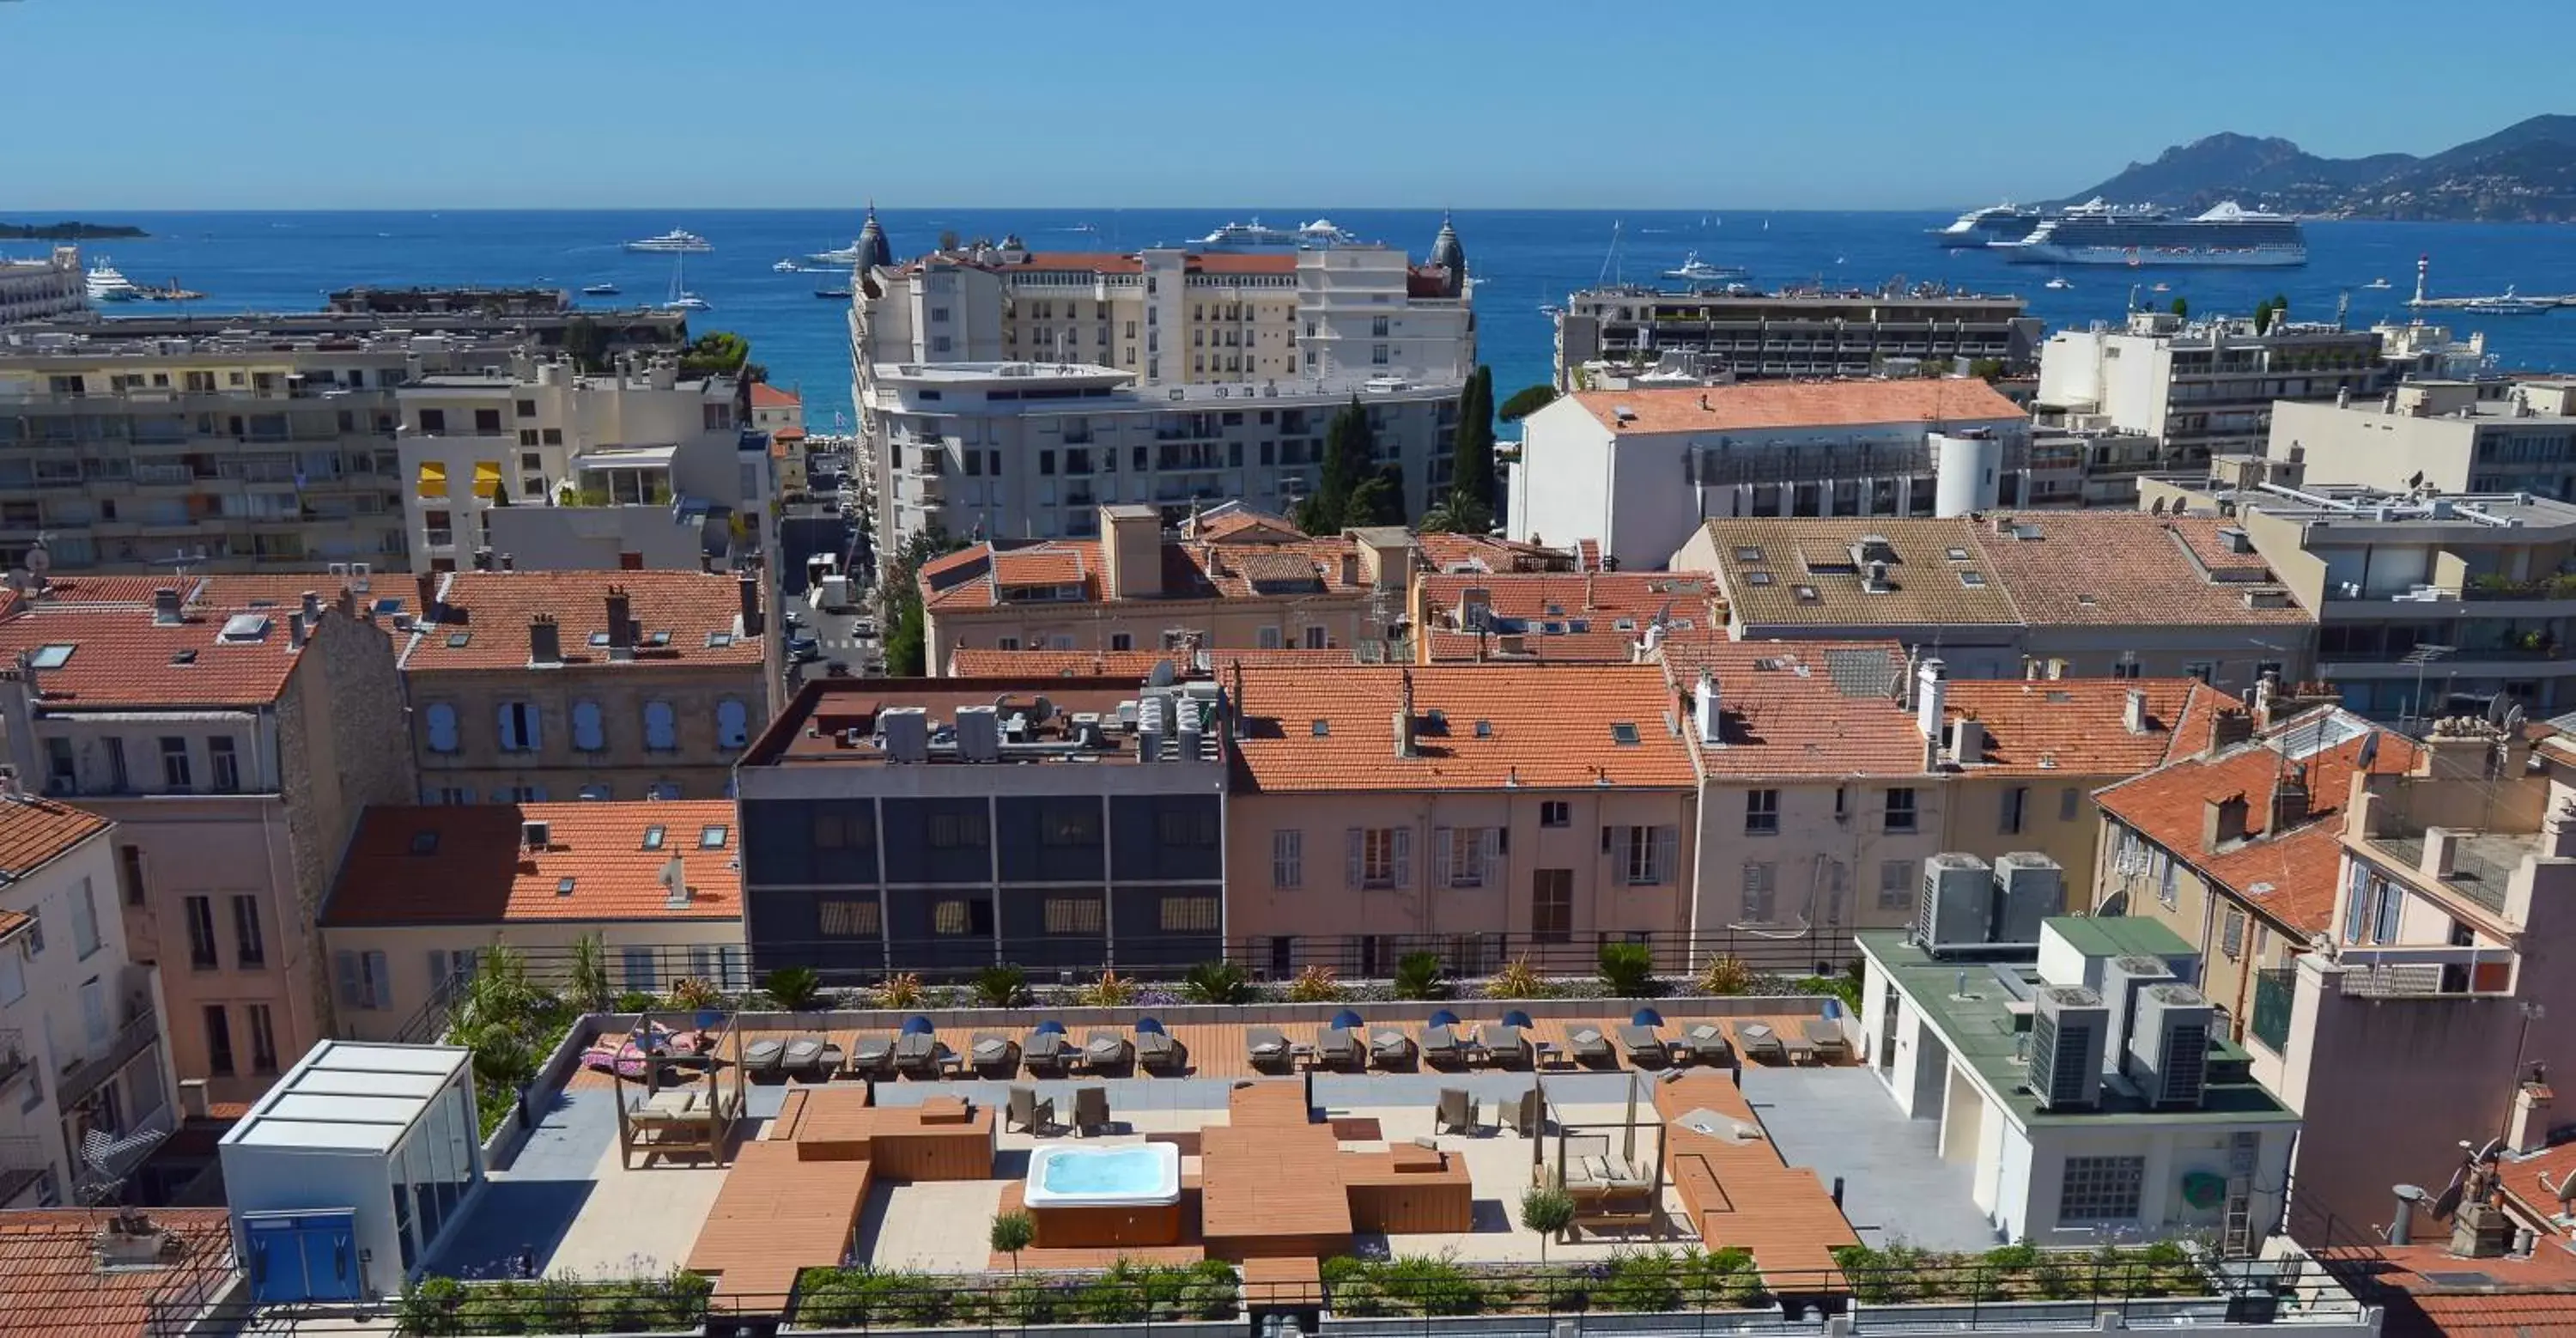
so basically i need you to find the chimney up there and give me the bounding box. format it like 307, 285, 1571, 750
498, 552, 515, 572
1340, 551, 1359, 588
288, 611, 308, 649
737, 570, 763, 638
1230, 660, 1248, 739
1693, 668, 1722, 745
661, 854, 690, 909
2510, 1079, 2555, 1155
605, 585, 635, 660
15, 649, 39, 701
1914, 658, 1947, 740
1951, 717, 1984, 766
416, 571, 440, 625
520, 818, 550, 851
1393, 668, 1417, 759
528, 613, 562, 666
2421, 828, 2460, 880
2123, 688, 2150, 734
2389, 1186, 2426, 1247
2206, 708, 2254, 757
300, 589, 322, 624
151, 587, 183, 625
1100, 505, 1163, 599
2202, 794, 2250, 852
179, 1078, 210, 1120
2269, 765, 2312, 831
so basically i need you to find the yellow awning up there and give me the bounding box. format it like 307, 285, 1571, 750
472, 461, 503, 500
416, 460, 447, 498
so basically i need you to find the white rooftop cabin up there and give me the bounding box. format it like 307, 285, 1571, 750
217, 1041, 484, 1306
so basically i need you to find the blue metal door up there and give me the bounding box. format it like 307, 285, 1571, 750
242, 1210, 361, 1305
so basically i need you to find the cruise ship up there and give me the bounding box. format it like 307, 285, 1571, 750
86, 263, 143, 302
623, 228, 713, 253
1191, 218, 1358, 251
2001, 200, 2306, 268
1929, 204, 2044, 247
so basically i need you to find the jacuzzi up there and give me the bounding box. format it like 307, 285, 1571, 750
1024, 1143, 1183, 1209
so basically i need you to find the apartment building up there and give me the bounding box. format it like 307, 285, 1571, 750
853, 229, 1473, 544
2147, 463, 2576, 720
399, 352, 764, 574
0, 793, 177, 1209
398, 569, 771, 804
320, 800, 745, 1041
734, 677, 1228, 976
0, 588, 414, 1104
1508, 380, 2031, 571
2266, 377, 2576, 502
1413, 569, 1719, 663
1552, 282, 2039, 392
1224, 663, 1699, 976
1676, 514, 2316, 692
2035, 309, 2392, 505
0, 248, 86, 327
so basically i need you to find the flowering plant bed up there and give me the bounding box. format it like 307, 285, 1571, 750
1830, 1242, 2215, 1304
791, 1260, 1241, 1330
1320, 1250, 1768, 1317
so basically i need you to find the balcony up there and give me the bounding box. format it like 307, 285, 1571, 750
0, 1027, 26, 1090
60, 1007, 160, 1108
2333, 942, 2518, 997
0, 1134, 46, 1207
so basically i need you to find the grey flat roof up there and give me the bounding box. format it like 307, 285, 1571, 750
222, 1040, 471, 1155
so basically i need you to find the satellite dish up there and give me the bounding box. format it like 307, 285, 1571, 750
25, 544, 51, 576
1148, 659, 1177, 689
2505, 702, 2529, 733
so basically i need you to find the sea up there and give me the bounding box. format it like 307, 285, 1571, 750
31, 209, 2576, 430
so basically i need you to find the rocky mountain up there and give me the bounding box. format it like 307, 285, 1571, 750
2049, 115, 2576, 222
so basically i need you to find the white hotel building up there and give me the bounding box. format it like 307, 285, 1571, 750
849, 226, 1473, 544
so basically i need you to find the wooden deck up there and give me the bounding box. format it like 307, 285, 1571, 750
993, 1179, 1207, 1269
1652, 1070, 1859, 1286
685, 1140, 874, 1307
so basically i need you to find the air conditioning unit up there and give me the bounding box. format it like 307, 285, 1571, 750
2128, 982, 2215, 1107
1992, 853, 2065, 946
2030, 985, 2108, 1110
1917, 854, 1994, 952
953, 705, 1000, 762
2099, 954, 2176, 1075
879, 706, 929, 763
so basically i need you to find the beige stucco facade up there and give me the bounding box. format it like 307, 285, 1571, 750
1693, 777, 1948, 939
1942, 773, 2122, 907
407, 661, 765, 804
325, 919, 747, 1043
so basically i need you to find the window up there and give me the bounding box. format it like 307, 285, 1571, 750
642, 701, 678, 751
1532, 869, 1573, 942
716, 698, 750, 749
418, 409, 447, 434
2058, 1155, 2146, 1224
1434, 826, 1492, 888
1745, 789, 1780, 835
103, 738, 127, 793
117, 845, 146, 908
335, 949, 390, 1010
2060, 788, 2081, 823
496, 701, 541, 752
70, 879, 100, 959
246, 1003, 278, 1073
1257, 625, 1283, 650
2221, 906, 2248, 959
2184, 661, 2215, 684
1619, 825, 1677, 885
819, 899, 881, 938
2344, 861, 2402, 945
2000, 786, 2026, 836
79, 979, 106, 1045
2111, 660, 2142, 680
473, 408, 501, 433
1879, 860, 1912, 909
1042, 807, 1102, 846
570, 701, 605, 751
1157, 809, 1218, 847
515, 398, 536, 419
2158, 852, 2179, 909
1884, 788, 1917, 834
1159, 896, 1220, 933
1045, 897, 1104, 934
230, 893, 266, 968
203, 1006, 234, 1077
1540, 801, 1571, 828
1109, 633, 1133, 652
698, 824, 727, 849
1741, 861, 1777, 921
930, 900, 978, 936
184, 896, 218, 969
208, 736, 240, 792
1350, 827, 1409, 890
928, 811, 989, 848
424, 702, 459, 752
1272, 830, 1303, 888
160, 736, 191, 790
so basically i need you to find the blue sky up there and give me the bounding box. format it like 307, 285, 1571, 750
5, 0, 2564, 210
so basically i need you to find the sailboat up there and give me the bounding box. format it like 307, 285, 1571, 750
661, 253, 710, 311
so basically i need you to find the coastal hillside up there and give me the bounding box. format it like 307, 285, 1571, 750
2050, 114, 2576, 221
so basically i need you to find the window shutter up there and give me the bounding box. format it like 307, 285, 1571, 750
2342, 865, 2370, 943
495, 702, 518, 751
426, 950, 450, 993
335, 951, 361, 1008
1481, 828, 1504, 889
1346, 829, 1363, 889
1392, 828, 1413, 889
1431, 827, 1453, 889
1651, 826, 1678, 885
364, 951, 389, 1009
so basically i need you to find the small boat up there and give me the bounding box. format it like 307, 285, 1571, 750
2462, 287, 2551, 315
2044, 277, 2073, 290
581, 283, 619, 296
1662, 252, 1747, 283
626, 228, 712, 253
2149, 282, 2171, 293
814, 286, 853, 300
2363, 277, 2392, 290
772, 258, 802, 273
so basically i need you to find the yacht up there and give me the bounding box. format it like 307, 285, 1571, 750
2363, 277, 2392, 290
580, 283, 619, 296
2461, 287, 2552, 315
2000, 200, 2306, 268
1930, 203, 2044, 247
1663, 252, 1747, 284
2149, 282, 2172, 293
660, 254, 710, 311
805, 243, 866, 265
2044, 277, 2074, 290
624, 228, 713, 253
814, 285, 853, 300
1191, 217, 1358, 251
772, 258, 802, 273
86, 263, 143, 302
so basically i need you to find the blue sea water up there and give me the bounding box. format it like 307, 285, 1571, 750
29, 209, 2576, 429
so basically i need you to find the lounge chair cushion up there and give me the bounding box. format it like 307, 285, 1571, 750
973, 1037, 1015, 1063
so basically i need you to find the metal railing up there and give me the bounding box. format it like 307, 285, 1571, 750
60, 1007, 161, 1105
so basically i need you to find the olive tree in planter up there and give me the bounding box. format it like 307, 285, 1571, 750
990, 1210, 1035, 1274
1520, 1186, 1577, 1264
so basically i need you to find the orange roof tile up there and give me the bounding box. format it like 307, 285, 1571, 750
0, 909, 27, 944
945, 647, 1352, 677
1230, 664, 1696, 793
322, 800, 740, 927
1414, 532, 1579, 575
400, 570, 762, 673
2341, 1239, 2576, 1337
1660, 633, 1929, 779
1965, 514, 2307, 627
1943, 679, 2215, 776
1571, 379, 2024, 435
0, 1208, 234, 1338
0, 606, 310, 709
923, 534, 1372, 611
0, 794, 109, 881
750, 383, 800, 407
1421, 628, 1650, 663
2094, 709, 2421, 934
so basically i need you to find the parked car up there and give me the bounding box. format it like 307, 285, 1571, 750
788, 636, 821, 660
824, 661, 852, 678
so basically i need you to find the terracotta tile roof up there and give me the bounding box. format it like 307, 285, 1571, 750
1695, 519, 2020, 629
1230, 664, 1696, 793
1191, 511, 1303, 544
924, 535, 1370, 611
0, 909, 27, 945
0, 794, 109, 880
1943, 679, 2215, 776
400, 570, 762, 672
945, 647, 1354, 677
1184, 252, 1300, 275
2339, 1240, 2576, 1337
1418, 569, 1719, 660
1414, 532, 1579, 575
750, 383, 800, 407
2094, 709, 2421, 934
0, 573, 413, 622
1659, 633, 1929, 779
322, 800, 740, 927
1965, 513, 2306, 627
1421, 628, 1649, 663
1571, 379, 2024, 436
0, 1208, 234, 1337
0, 606, 310, 709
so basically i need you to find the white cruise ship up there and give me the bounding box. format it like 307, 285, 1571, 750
1192, 218, 1358, 251
2001, 201, 2306, 268
624, 228, 713, 253
1929, 204, 2044, 247
86, 263, 143, 301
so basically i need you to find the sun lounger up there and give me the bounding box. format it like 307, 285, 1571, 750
895, 1031, 944, 1077
1136, 1027, 1187, 1073
1615, 1024, 1668, 1067
969, 1033, 1020, 1074
782, 1037, 828, 1076
1435, 1087, 1481, 1135
1370, 1028, 1416, 1069
1083, 1031, 1133, 1071
1246, 1026, 1291, 1071
1673, 1023, 1734, 1067
1801, 1018, 1850, 1062
1735, 1021, 1786, 1064
1565, 1025, 1614, 1067
1421, 1025, 1465, 1067
1025, 1030, 1072, 1075
1507, 1086, 1546, 1137
848, 1033, 896, 1077
1005, 1086, 1056, 1134
1315, 1025, 1364, 1072
1072, 1086, 1112, 1136
741, 1037, 787, 1079
1485, 1025, 1533, 1070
